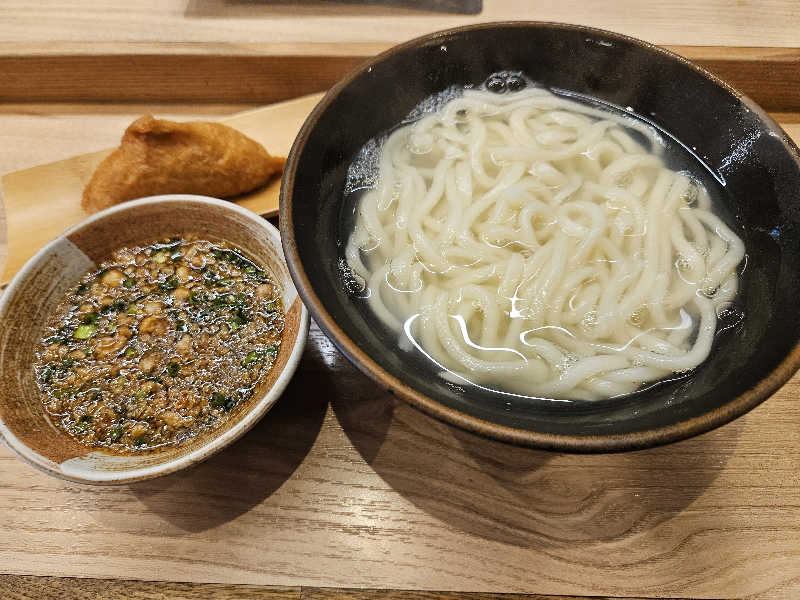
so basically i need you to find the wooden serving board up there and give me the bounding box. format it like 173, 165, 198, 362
0, 92, 324, 285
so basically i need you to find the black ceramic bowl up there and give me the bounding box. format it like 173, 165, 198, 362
281, 22, 800, 452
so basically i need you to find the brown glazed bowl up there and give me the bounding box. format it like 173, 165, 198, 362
281, 22, 800, 452
0, 195, 308, 483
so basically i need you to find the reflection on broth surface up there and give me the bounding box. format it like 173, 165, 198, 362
342, 80, 745, 401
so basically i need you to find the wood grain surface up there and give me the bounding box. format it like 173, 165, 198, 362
302, 591, 689, 600
0, 575, 686, 600
2, 47, 800, 113
1, 1, 799, 48
0, 575, 300, 600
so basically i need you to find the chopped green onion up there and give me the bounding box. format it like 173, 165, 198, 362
242, 346, 276, 367
153, 250, 170, 263
265, 300, 280, 313
230, 308, 250, 330
242, 351, 260, 366
134, 388, 148, 400
212, 248, 263, 279
202, 269, 219, 286
75, 284, 88, 296
73, 414, 92, 432
243, 264, 268, 281
166, 362, 180, 376
73, 324, 96, 339
109, 426, 124, 442
127, 304, 139, 314
170, 249, 182, 261
82, 312, 99, 325
124, 347, 137, 358
40, 366, 53, 384
176, 320, 187, 332
189, 290, 207, 304
101, 299, 127, 314
123, 277, 136, 289
133, 434, 148, 447
60, 358, 75, 370
160, 275, 180, 290
211, 392, 228, 409
215, 278, 234, 287
209, 294, 233, 310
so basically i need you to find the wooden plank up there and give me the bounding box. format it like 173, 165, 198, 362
1, 1, 799, 48
0, 54, 366, 105
780, 122, 800, 142
0, 104, 259, 175
0, 42, 392, 58
0, 575, 300, 599
301, 589, 683, 599
0, 47, 798, 112
675, 46, 800, 112
771, 112, 800, 124
0, 576, 702, 600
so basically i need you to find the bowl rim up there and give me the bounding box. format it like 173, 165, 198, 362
0, 194, 309, 483
280, 20, 800, 452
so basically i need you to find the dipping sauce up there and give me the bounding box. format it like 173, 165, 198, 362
34, 236, 284, 453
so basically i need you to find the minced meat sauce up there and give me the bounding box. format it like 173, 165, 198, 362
34, 236, 284, 453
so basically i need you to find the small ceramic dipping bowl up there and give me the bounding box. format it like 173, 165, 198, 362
281, 22, 800, 452
0, 195, 308, 484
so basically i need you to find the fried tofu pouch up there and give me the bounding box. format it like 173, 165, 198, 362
82, 115, 285, 213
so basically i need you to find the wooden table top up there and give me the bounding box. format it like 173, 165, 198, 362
1, 3, 800, 599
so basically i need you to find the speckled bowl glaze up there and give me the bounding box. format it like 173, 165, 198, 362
0, 194, 308, 484
281, 22, 800, 452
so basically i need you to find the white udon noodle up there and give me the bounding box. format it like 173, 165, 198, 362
345, 87, 745, 400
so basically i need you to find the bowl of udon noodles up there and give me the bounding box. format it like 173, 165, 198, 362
281, 22, 800, 451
